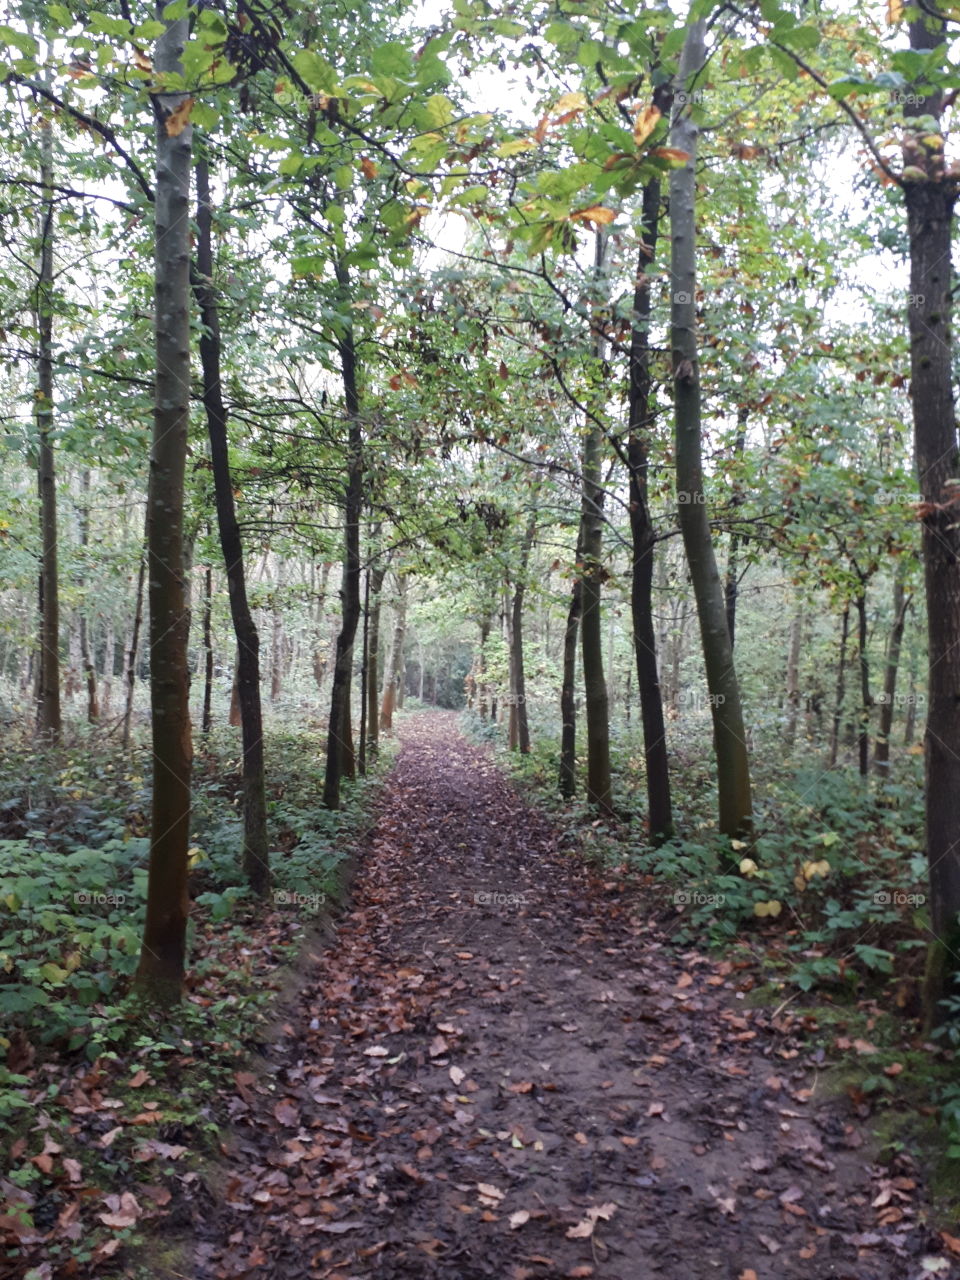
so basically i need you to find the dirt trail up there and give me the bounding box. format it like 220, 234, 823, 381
195, 712, 947, 1280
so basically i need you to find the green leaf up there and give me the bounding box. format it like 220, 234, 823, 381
293, 49, 339, 94
371, 41, 413, 79
0, 25, 38, 56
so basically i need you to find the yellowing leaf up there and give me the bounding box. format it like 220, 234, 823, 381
753, 900, 782, 919
887, 0, 903, 22
739, 857, 759, 877
651, 146, 691, 166
570, 205, 617, 227
360, 156, 378, 179
164, 96, 194, 137
633, 103, 661, 147
554, 91, 587, 115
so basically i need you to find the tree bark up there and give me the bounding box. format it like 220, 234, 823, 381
855, 586, 872, 779
509, 515, 535, 754
78, 473, 99, 723
670, 16, 752, 839
829, 605, 849, 769
122, 521, 147, 751
34, 102, 60, 741
784, 605, 803, 750
628, 174, 674, 840
379, 573, 408, 733
201, 562, 213, 736
559, 534, 583, 798
874, 574, 910, 773
135, 11, 194, 1006
724, 411, 748, 648
193, 156, 269, 895
901, 0, 960, 1022
365, 558, 387, 760
580, 231, 614, 815
323, 259, 363, 810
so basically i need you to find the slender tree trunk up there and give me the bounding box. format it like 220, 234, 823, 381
102, 620, 115, 714
135, 12, 194, 1006
854, 585, 872, 778
122, 523, 147, 751
358, 566, 369, 776
724, 411, 748, 648
829, 605, 849, 769
270, 561, 284, 702
874, 574, 910, 773
379, 574, 408, 733
323, 260, 363, 810
509, 515, 535, 754
366, 559, 387, 759
670, 17, 752, 838
904, 643, 919, 747
628, 174, 674, 840
34, 103, 60, 741
193, 155, 268, 894
559, 535, 584, 798
201, 563, 213, 736
784, 605, 803, 750
580, 231, 613, 815
77, 473, 99, 723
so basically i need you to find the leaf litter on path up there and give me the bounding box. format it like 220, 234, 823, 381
194, 712, 949, 1280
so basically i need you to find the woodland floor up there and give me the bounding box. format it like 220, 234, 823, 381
191, 712, 951, 1280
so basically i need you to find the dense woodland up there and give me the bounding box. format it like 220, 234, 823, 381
4, 0, 960, 1271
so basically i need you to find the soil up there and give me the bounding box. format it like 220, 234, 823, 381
193, 711, 952, 1280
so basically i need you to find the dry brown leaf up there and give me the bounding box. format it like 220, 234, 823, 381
164, 97, 194, 138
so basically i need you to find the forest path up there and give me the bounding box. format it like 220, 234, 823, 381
195, 711, 942, 1280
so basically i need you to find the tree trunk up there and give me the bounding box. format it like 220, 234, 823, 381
201, 562, 213, 736
509, 516, 535, 754
855, 587, 872, 778
379, 574, 408, 733
874, 574, 910, 773
366, 559, 387, 760
904, 643, 919, 748
78, 474, 99, 723
135, 11, 194, 1006
784, 605, 803, 750
901, 0, 960, 1022
270, 561, 284, 702
580, 231, 613, 815
670, 17, 752, 839
193, 155, 269, 894
559, 534, 583, 798
628, 174, 674, 840
724, 410, 748, 648
323, 260, 363, 811
829, 605, 849, 769
34, 103, 60, 741
122, 522, 147, 751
